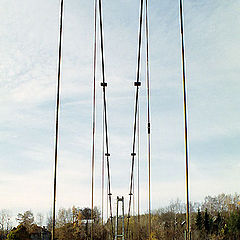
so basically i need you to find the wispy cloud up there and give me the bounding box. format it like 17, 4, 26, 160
0, 0, 239, 223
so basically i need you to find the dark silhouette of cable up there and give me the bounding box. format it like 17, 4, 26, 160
101, 100, 105, 236
52, 1, 64, 240
98, 0, 114, 238
145, 0, 152, 239
126, 0, 144, 236
179, 0, 191, 239
91, 1, 97, 240
137, 103, 140, 240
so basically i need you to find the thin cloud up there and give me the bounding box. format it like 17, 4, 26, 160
0, 0, 239, 221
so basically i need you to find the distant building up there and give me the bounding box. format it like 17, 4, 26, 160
81, 219, 93, 225
30, 226, 51, 240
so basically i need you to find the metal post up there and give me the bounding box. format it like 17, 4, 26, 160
122, 197, 125, 240
115, 196, 125, 240
115, 197, 119, 240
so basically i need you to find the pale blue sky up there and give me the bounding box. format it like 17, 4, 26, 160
0, 0, 239, 222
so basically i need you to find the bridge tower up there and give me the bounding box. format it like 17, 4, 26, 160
115, 196, 125, 240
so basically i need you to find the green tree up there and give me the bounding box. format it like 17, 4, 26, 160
80, 208, 91, 220
7, 225, 30, 240
16, 210, 34, 231
204, 209, 210, 233
196, 209, 203, 231
213, 212, 222, 235
226, 209, 240, 238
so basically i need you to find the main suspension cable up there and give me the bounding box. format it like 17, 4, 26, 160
98, 0, 114, 238
52, 1, 64, 240
179, 0, 191, 238
137, 101, 140, 240
145, 0, 152, 239
126, 0, 144, 236
91, 0, 98, 239
101, 96, 105, 230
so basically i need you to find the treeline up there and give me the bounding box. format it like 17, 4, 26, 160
1, 193, 240, 240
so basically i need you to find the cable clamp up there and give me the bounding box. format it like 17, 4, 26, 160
134, 81, 141, 87
105, 153, 110, 157
131, 153, 136, 156
108, 193, 112, 196
101, 82, 107, 87
129, 193, 133, 196
148, 123, 151, 134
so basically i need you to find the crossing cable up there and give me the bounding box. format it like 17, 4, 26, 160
101, 76, 106, 239
145, 0, 152, 239
179, 0, 191, 238
126, 0, 144, 236
91, 0, 97, 239
52, 1, 64, 240
101, 105, 105, 240
137, 103, 140, 240
98, 0, 114, 238
101, 97, 105, 229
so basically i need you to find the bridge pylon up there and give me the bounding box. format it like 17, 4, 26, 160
115, 196, 125, 240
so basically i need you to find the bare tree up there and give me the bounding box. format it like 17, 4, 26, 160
0, 209, 12, 238
16, 210, 34, 231
36, 212, 44, 226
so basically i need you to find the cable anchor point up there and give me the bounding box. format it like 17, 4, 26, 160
134, 81, 141, 87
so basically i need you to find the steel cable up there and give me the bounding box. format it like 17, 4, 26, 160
52, 1, 64, 240
98, 0, 114, 238
126, 0, 144, 236
137, 103, 140, 240
91, 0, 98, 239
179, 0, 191, 239
145, 0, 152, 239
